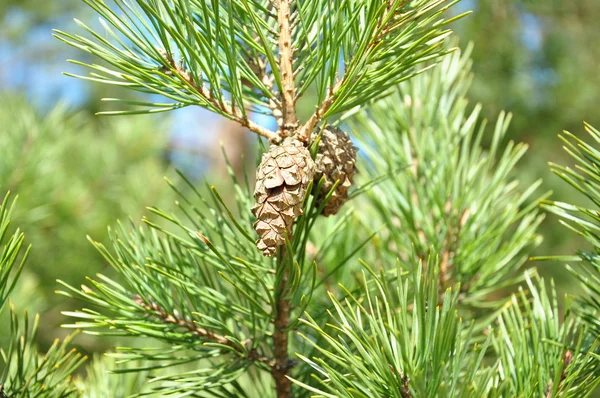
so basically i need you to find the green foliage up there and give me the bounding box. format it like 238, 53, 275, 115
0, 94, 174, 304
0, 194, 84, 397
542, 123, 600, 337
291, 265, 600, 397
56, 161, 359, 394
293, 262, 494, 397
450, 2, 600, 263
53, 43, 600, 396
54, 0, 464, 121
490, 273, 600, 397
292, 267, 600, 397
345, 44, 545, 313
1, 313, 85, 398
0, 194, 28, 314
76, 355, 153, 397
44, 0, 600, 396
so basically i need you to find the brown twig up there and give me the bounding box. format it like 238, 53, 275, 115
133, 295, 272, 366
545, 350, 573, 398
158, 49, 280, 143
296, 80, 342, 144
276, 0, 298, 138
270, 1, 297, 392
389, 366, 412, 398
400, 375, 411, 398
439, 205, 470, 294
272, 246, 293, 398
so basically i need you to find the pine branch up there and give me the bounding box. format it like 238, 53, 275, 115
58, 169, 337, 394
272, 247, 293, 398
276, 0, 298, 137
296, 81, 342, 144
492, 273, 600, 397
0, 193, 29, 314
1, 311, 85, 397
541, 123, 600, 338
157, 48, 279, 142
133, 294, 273, 366
345, 43, 546, 315
54, 0, 284, 137
55, 0, 463, 143
291, 261, 494, 397
295, 0, 465, 140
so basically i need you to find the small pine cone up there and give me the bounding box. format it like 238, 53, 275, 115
252, 139, 315, 256
312, 126, 358, 216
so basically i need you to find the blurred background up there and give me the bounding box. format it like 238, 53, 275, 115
0, 0, 598, 356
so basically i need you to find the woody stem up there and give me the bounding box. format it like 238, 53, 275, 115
277, 0, 298, 137
272, 246, 292, 397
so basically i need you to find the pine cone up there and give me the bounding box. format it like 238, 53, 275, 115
312, 126, 358, 216
252, 139, 315, 256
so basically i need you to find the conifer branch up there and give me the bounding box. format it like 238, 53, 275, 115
158, 49, 279, 143
0, 193, 84, 396
133, 295, 272, 367
295, 7, 389, 139
348, 44, 546, 312
298, 0, 460, 142
297, 81, 342, 144
542, 123, 600, 338
277, 0, 298, 137
270, 0, 298, 393
133, 294, 230, 344
272, 247, 293, 398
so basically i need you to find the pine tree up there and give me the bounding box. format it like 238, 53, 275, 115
17, 0, 598, 396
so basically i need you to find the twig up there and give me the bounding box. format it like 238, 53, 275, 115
439, 200, 453, 291
545, 350, 573, 398
276, 0, 298, 138
439, 206, 470, 293
158, 49, 280, 143
400, 375, 411, 398
133, 295, 272, 366
271, 2, 297, 393
272, 246, 293, 398
296, 80, 342, 143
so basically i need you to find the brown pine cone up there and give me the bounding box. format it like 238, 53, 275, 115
312, 126, 358, 216
252, 139, 315, 256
